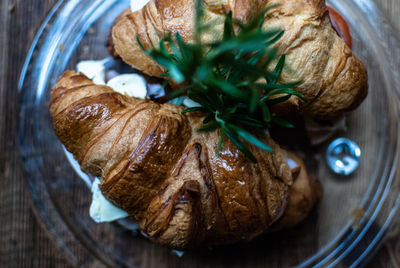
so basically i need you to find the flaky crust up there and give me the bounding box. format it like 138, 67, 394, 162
111, 0, 368, 120
50, 71, 321, 249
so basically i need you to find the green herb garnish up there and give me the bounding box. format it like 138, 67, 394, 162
138, 1, 306, 162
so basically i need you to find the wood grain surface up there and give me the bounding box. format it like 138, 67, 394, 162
0, 0, 399, 267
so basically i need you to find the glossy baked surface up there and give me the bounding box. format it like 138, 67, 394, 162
50, 71, 321, 249
18, 0, 400, 267
111, 0, 368, 119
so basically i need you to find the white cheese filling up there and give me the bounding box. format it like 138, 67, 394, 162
107, 74, 147, 99
90, 178, 129, 223
183, 97, 201, 108
286, 157, 300, 170
65, 145, 128, 223
131, 0, 150, 13
77, 60, 107, 85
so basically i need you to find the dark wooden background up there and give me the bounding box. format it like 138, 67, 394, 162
1, 0, 399, 267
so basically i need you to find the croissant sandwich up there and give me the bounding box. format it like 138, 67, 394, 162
109, 0, 368, 120
50, 71, 322, 249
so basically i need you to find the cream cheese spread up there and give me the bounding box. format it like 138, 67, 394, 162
131, 0, 150, 13
107, 73, 147, 99
90, 178, 129, 223
76, 59, 107, 85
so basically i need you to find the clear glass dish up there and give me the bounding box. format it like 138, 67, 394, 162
18, 0, 400, 267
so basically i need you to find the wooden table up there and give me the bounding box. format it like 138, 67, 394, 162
1, 0, 399, 267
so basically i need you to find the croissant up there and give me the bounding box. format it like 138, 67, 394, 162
50, 71, 322, 249
110, 0, 368, 120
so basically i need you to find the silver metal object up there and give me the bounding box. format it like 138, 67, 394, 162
326, 138, 361, 176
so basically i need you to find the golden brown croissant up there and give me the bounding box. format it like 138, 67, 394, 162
110, 0, 368, 120
50, 71, 322, 249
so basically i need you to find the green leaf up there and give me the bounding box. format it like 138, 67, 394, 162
267, 89, 307, 101
247, 49, 266, 66
228, 124, 274, 152
209, 78, 247, 99
182, 106, 209, 114
260, 46, 278, 70
216, 130, 226, 155
159, 40, 171, 58
150, 55, 184, 83
249, 87, 258, 113
255, 81, 302, 91
166, 36, 182, 59
159, 72, 170, 77
187, 93, 216, 110
203, 114, 214, 124
271, 54, 286, 84
136, 35, 149, 54
265, 94, 292, 105
260, 102, 271, 122
223, 11, 235, 40
231, 118, 264, 128
272, 117, 294, 128
194, 64, 212, 81
167, 85, 193, 99
197, 122, 220, 132
207, 30, 283, 59
268, 30, 285, 46
231, 114, 265, 126
223, 126, 257, 162
138, 3, 306, 162
175, 33, 187, 59
195, 0, 204, 42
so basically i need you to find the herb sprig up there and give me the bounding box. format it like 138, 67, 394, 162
138, 1, 305, 162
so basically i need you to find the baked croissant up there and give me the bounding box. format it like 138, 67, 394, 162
110, 0, 368, 120
50, 71, 322, 249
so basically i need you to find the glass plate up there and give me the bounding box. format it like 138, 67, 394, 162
18, 0, 400, 267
